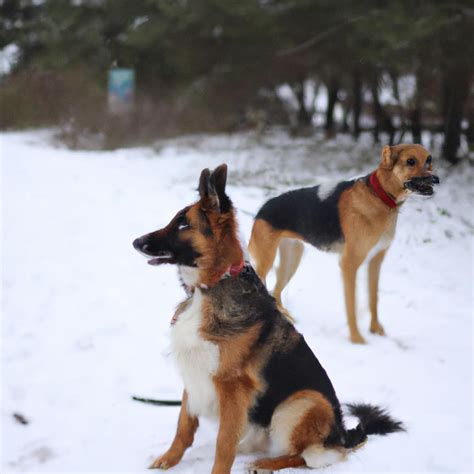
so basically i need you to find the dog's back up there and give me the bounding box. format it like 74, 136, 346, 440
255, 179, 358, 250
205, 264, 344, 424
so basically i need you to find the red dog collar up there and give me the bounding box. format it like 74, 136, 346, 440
198, 260, 245, 291
369, 171, 398, 209
228, 260, 245, 277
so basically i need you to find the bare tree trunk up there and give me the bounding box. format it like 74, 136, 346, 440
442, 64, 471, 163
341, 106, 350, 133
352, 69, 362, 140
466, 104, 474, 149
386, 117, 396, 145
409, 107, 422, 144
371, 77, 395, 145
389, 71, 408, 144
371, 79, 381, 144
325, 78, 339, 133
293, 79, 313, 128
410, 70, 423, 144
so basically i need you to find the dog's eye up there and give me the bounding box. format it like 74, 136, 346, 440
426, 156, 432, 166
406, 158, 417, 166
178, 223, 191, 231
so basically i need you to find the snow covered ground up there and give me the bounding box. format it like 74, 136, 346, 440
1, 129, 472, 473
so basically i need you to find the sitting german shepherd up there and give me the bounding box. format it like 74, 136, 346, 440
133, 164, 403, 473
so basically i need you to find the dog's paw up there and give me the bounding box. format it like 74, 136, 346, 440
370, 322, 386, 336
247, 464, 273, 474
149, 453, 180, 470
250, 459, 273, 470
350, 333, 367, 344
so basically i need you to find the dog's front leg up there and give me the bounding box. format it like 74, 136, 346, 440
211, 378, 252, 474
149, 390, 198, 469
368, 249, 387, 335
340, 251, 366, 344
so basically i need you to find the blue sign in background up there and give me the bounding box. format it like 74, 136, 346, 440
108, 68, 135, 109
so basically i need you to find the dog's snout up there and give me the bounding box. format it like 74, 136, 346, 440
134, 236, 151, 255
133, 238, 143, 250
412, 175, 440, 186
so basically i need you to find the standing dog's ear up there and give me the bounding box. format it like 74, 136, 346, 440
381, 145, 398, 170
199, 168, 219, 210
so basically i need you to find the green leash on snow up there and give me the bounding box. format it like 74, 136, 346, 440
132, 396, 181, 406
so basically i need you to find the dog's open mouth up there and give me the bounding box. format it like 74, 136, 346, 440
404, 175, 440, 196
147, 251, 176, 266
405, 182, 434, 196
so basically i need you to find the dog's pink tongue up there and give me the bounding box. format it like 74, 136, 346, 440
147, 258, 161, 265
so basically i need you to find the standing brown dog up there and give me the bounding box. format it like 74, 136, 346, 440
249, 144, 439, 344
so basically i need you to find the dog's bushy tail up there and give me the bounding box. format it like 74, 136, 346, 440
343, 403, 405, 449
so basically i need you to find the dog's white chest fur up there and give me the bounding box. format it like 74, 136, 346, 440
367, 220, 396, 261
170, 289, 219, 418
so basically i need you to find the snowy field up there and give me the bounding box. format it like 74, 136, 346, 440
2, 129, 473, 473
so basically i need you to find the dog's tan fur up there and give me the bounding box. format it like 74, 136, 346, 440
289, 390, 335, 452
249, 144, 435, 343
185, 200, 244, 288
149, 390, 199, 469
252, 454, 306, 470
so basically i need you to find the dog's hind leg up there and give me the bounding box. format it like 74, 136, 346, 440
368, 249, 387, 335
251, 454, 306, 470
249, 219, 281, 285
258, 389, 343, 471
273, 238, 304, 303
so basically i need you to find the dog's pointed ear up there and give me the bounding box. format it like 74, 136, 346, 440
211, 163, 227, 196
198, 168, 211, 199
210, 164, 232, 213
381, 145, 398, 170
199, 168, 219, 210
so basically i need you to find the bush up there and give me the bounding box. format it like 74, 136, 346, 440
1, 68, 269, 149
0, 67, 106, 130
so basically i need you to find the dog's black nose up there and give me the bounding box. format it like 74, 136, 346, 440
431, 175, 440, 185
133, 238, 142, 250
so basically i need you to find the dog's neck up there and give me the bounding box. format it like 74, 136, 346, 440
178, 266, 200, 295
178, 259, 245, 293
372, 169, 408, 207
